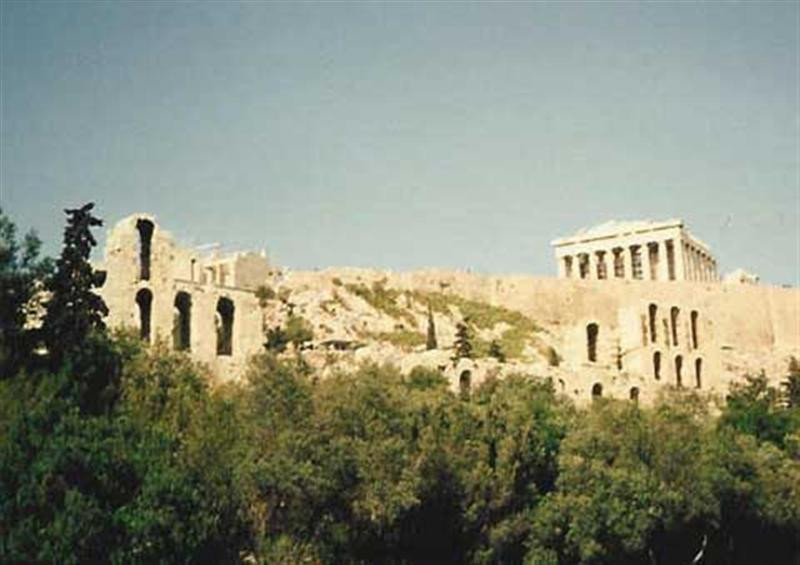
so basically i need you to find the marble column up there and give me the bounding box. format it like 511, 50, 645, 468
657, 241, 670, 281
596, 250, 608, 279
642, 242, 652, 281
688, 246, 697, 281
625, 246, 635, 281
612, 248, 624, 278
677, 241, 688, 281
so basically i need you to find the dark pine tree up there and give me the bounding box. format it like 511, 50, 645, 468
488, 339, 506, 363
452, 320, 473, 364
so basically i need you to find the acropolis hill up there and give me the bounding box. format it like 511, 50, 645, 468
97, 214, 800, 405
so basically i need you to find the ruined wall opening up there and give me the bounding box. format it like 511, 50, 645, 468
695, 358, 702, 389
173, 292, 192, 351
675, 355, 683, 387
586, 323, 599, 362
591, 383, 603, 398
648, 303, 658, 344
613, 248, 624, 278
670, 306, 680, 346
216, 297, 234, 356
578, 253, 589, 279
630, 245, 643, 279
690, 310, 699, 349
666, 240, 676, 280
135, 288, 152, 342
563, 256, 573, 278
459, 370, 472, 399
630, 387, 639, 402
648, 243, 659, 280
135, 218, 154, 282
653, 351, 661, 380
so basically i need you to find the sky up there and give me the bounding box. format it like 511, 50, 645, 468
1, 2, 798, 284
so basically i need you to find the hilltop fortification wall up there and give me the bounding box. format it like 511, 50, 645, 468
99, 214, 800, 402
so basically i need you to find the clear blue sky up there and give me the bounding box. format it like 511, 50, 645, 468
2, 2, 798, 284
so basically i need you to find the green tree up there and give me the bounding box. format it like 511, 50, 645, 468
0, 209, 52, 377
40, 203, 120, 414
1, 334, 249, 564
782, 356, 800, 409
42, 203, 108, 360
527, 395, 718, 564
488, 339, 506, 363
719, 372, 792, 449
264, 325, 289, 353
285, 314, 314, 349
452, 320, 474, 364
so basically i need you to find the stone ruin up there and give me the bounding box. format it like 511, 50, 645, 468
97, 213, 799, 405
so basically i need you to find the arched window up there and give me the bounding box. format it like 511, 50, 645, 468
586, 323, 599, 362
216, 297, 234, 356
675, 355, 683, 387
648, 303, 658, 344
630, 387, 639, 402
670, 307, 680, 346
690, 310, 699, 349
173, 292, 192, 351
459, 370, 472, 399
653, 351, 661, 380
695, 358, 702, 389
135, 289, 152, 342
591, 383, 603, 398
135, 218, 154, 281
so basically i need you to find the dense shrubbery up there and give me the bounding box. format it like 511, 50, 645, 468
1, 208, 799, 563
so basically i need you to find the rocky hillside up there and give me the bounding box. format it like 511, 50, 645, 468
255, 268, 565, 386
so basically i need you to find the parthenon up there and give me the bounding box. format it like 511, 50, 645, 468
551, 219, 719, 282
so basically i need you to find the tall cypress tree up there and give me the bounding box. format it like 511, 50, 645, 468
426, 304, 437, 350
42, 203, 108, 360
42, 203, 118, 413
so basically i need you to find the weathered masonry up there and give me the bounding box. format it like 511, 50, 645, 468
98, 214, 269, 380
552, 219, 719, 282
97, 213, 798, 403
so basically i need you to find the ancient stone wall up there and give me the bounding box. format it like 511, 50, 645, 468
98, 215, 800, 401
